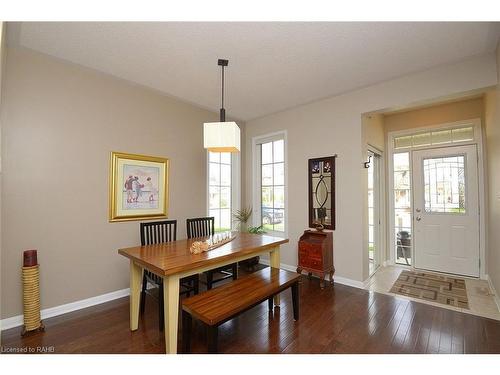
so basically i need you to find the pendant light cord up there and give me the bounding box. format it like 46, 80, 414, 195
221, 64, 225, 110
217, 59, 228, 122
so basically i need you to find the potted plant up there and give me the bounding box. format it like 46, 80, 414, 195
232, 207, 266, 271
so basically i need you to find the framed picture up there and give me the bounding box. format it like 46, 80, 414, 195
308, 155, 336, 230
109, 152, 169, 222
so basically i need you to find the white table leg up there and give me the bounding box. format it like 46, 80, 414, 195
269, 246, 281, 306
163, 274, 180, 354
129, 261, 142, 331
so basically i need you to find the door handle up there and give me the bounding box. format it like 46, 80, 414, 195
416, 216, 421, 221
416, 208, 421, 213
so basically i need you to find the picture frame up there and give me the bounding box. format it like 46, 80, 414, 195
109, 151, 169, 222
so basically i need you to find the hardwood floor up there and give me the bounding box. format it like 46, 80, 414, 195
2, 267, 500, 354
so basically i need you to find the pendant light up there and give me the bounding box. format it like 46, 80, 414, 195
203, 59, 241, 153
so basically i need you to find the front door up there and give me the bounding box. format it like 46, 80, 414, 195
412, 145, 479, 277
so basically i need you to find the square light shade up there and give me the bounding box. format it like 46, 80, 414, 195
203, 121, 241, 152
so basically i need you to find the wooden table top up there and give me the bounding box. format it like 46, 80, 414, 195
118, 232, 288, 276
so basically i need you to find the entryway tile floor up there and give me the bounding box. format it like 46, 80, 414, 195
365, 265, 500, 321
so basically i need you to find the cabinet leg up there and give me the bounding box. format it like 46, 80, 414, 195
330, 270, 334, 285
320, 273, 325, 289
296, 266, 302, 274
308, 272, 312, 280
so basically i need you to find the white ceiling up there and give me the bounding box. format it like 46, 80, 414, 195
7, 22, 500, 121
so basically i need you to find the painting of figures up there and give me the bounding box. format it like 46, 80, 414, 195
109, 152, 169, 222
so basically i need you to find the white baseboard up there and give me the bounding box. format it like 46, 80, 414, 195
1, 287, 130, 331
1, 261, 368, 332
258, 259, 365, 289
486, 274, 500, 312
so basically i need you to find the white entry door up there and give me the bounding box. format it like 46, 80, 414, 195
412, 145, 479, 277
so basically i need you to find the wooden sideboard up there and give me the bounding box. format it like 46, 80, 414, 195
296, 230, 334, 288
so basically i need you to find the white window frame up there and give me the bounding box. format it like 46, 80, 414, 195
367, 145, 385, 276
206, 151, 241, 231
387, 118, 486, 278
252, 131, 288, 238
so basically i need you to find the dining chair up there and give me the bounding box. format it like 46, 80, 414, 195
139, 220, 199, 331
186, 217, 238, 290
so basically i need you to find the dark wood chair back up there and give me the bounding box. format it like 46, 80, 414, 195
140, 220, 177, 246
186, 217, 215, 239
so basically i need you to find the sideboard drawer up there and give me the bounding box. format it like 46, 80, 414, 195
297, 229, 334, 289
299, 242, 323, 260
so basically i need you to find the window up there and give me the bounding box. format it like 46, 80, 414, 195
393, 126, 474, 150
368, 152, 375, 265
208, 152, 232, 232
254, 134, 286, 233
393, 152, 412, 265
423, 156, 466, 213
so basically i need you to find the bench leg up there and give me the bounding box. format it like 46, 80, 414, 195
207, 326, 218, 353
291, 282, 299, 321
268, 297, 273, 312
194, 275, 200, 295
182, 310, 192, 353
206, 271, 213, 291
232, 263, 238, 281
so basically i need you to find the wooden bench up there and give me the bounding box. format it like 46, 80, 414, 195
181, 267, 300, 353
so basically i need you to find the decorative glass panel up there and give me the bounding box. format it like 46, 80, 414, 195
452, 127, 474, 142
394, 126, 474, 150
394, 135, 412, 149
412, 132, 431, 146
431, 129, 452, 145
423, 155, 466, 213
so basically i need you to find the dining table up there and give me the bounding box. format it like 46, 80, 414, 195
118, 231, 289, 354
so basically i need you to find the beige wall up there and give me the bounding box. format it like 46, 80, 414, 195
384, 97, 484, 134
244, 53, 497, 284
0, 47, 221, 319
485, 42, 500, 295
362, 114, 385, 152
